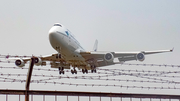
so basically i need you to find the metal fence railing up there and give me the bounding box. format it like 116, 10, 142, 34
0, 89, 180, 101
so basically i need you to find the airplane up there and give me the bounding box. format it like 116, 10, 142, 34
14, 23, 173, 74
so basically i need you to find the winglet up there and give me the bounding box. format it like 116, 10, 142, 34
170, 47, 174, 52
93, 39, 98, 51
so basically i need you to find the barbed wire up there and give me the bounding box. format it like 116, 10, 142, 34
0, 66, 180, 81
0, 68, 179, 90
0, 67, 180, 82
0, 54, 32, 59
100, 69, 180, 78
0, 79, 178, 90
99, 68, 180, 74
0, 59, 180, 68
0, 72, 179, 85
122, 63, 180, 68
1, 66, 179, 76
0, 60, 14, 63
1, 66, 180, 75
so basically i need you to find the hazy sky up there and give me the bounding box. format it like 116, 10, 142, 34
0, 0, 180, 100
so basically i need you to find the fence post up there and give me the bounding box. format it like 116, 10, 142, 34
25, 58, 35, 101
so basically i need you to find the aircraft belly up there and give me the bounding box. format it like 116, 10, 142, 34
50, 33, 74, 57
66, 53, 88, 68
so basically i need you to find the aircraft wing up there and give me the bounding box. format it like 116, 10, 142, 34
12, 54, 65, 62
80, 48, 173, 67
12, 53, 68, 68
12, 48, 173, 69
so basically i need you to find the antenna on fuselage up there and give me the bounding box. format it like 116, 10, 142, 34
93, 39, 98, 52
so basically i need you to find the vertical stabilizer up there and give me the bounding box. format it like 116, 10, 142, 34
93, 40, 98, 51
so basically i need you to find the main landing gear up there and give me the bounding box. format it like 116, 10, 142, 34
58, 67, 92, 74
70, 68, 88, 74
71, 68, 77, 74
91, 69, 96, 73
70, 69, 88, 74
82, 69, 88, 74
59, 67, 64, 74
91, 65, 97, 73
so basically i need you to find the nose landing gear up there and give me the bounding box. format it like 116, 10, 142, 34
55, 46, 61, 59
56, 54, 61, 59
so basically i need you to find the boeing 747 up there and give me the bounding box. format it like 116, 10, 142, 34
14, 23, 173, 74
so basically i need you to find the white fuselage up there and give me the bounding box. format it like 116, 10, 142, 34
14, 23, 173, 71
48, 23, 87, 66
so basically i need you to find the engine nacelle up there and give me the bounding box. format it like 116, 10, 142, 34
34, 57, 42, 66
15, 59, 25, 67
136, 52, 145, 61
104, 53, 114, 62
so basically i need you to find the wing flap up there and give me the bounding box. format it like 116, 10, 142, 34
97, 61, 114, 67
118, 55, 136, 62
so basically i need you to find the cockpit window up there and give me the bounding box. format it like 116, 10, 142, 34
54, 24, 62, 27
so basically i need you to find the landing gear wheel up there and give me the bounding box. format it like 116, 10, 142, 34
56, 54, 61, 59
59, 54, 61, 58
91, 65, 97, 73
82, 69, 85, 74
71, 67, 77, 74
85, 69, 88, 74
94, 69, 97, 73
74, 70, 77, 74
71, 70, 74, 74
59, 67, 65, 75
91, 69, 97, 73
61, 70, 64, 74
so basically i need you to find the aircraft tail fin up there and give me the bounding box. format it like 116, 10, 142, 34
93, 39, 98, 51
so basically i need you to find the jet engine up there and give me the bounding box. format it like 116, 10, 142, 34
15, 59, 25, 67
136, 52, 145, 61
104, 53, 114, 62
34, 57, 42, 66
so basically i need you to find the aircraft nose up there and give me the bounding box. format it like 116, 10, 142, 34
49, 30, 60, 49
49, 31, 56, 38
49, 27, 58, 39
49, 31, 59, 42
